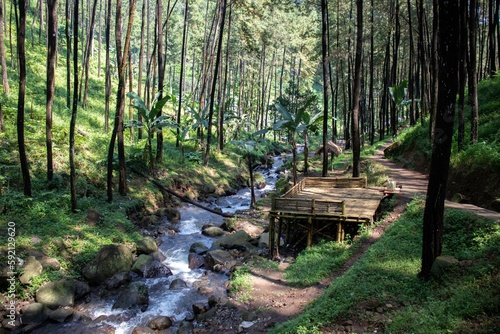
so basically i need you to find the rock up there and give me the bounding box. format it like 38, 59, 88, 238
140, 215, 158, 227
45, 306, 74, 323
82, 244, 134, 285
132, 255, 172, 278
202, 226, 225, 237
132, 327, 155, 334
169, 278, 188, 290
148, 316, 173, 330
36, 279, 89, 308
151, 251, 167, 262
21, 303, 47, 325
164, 207, 181, 223
192, 303, 207, 315
136, 236, 158, 254
211, 230, 253, 250
177, 321, 194, 334
205, 250, 234, 271
86, 209, 104, 225
27, 250, 61, 270
188, 253, 205, 269
258, 232, 284, 248
451, 193, 468, 203
189, 242, 209, 255
105, 271, 132, 289
431, 255, 459, 276
112, 282, 149, 312
19, 256, 43, 285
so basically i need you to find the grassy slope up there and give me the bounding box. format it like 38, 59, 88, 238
0, 27, 247, 299
271, 198, 500, 334
385, 75, 500, 210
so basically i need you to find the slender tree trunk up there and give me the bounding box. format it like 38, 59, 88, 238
469, 0, 479, 143
488, 0, 497, 76
204, 0, 226, 166
430, 0, 439, 139
0, 0, 9, 96
46, 0, 57, 182
457, 0, 467, 151
369, 0, 375, 144
65, 0, 71, 108
16, 0, 32, 197
321, 0, 329, 176
137, 0, 145, 140
70, 0, 79, 210
104, 0, 112, 131
177, 0, 189, 147
351, 0, 363, 178
156, 0, 165, 162
407, 0, 416, 126
80, 0, 98, 108
218, 2, 231, 151
421, 0, 459, 281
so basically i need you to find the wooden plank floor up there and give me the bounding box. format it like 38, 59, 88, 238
285, 186, 384, 222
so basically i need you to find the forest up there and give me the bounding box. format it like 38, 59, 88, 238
0, 0, 499, 333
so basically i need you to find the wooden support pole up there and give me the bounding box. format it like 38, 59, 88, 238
307, 216, 313, 247
269, 215, 276, 258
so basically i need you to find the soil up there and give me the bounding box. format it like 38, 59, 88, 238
192, 142, 500, 334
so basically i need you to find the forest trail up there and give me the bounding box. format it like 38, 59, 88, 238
372, 141, 500, 222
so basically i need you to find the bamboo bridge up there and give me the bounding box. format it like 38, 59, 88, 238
268, 177, 385, 257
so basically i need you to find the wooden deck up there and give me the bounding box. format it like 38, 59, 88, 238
268, 177, 384, 257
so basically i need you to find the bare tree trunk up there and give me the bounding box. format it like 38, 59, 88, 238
218, 2, 231, 151
16, 0, 32, 197
421, 0, 459, 281
137, 0, 145, 140
65, 0, 71, 108
321, 0, 329, 176
457, 0, 468, 151
70, 0, 79, 210
469, 0, 479, 143
80, 0, 98, 108
430, 0, 439, 139
0, 0, 9, 95
46, 0, 57, 182
104, 0, 112, 131
488, 0, 497, 76
177, 0, 189, 147
204, 0, 226, 166
351, 0, 363, 178
156, 0, 165, 162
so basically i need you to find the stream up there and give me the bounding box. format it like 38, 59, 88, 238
31, 155, 285, 334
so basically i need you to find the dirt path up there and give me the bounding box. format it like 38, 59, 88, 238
195, 144, 500, 333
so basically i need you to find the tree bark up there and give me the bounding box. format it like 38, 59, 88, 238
156, 0, 165, 163
204, 0, 226, 166
16, 0, 32, 197
351, 0, 363, 178
79, 0, 98, 108
421, 0, 459, 281
468, 0, 479, 143
177, 0, 189, 147
457, 0, 468, 151
0, 0, 9, 96
321, 0, 329, 176
46, 0, 57, 182
104, 0, 112, 131
70, 0, 79, 210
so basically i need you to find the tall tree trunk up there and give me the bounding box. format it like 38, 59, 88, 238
70, 0, 79, 210
16, 0, 32, 197
204, 0, 226, 166
390, 0, 400, 136
488, 0, 497, 76
80, 0, 98, 108
177, 0, 189, 147
46, 0, 57, 182
0, 0, 9, 96
369, 0, 375, 144
351, 0, 363, 178
407, 0, 416, 126
421, 0, 459, 281
156, 0, 165, 162
469, 0, 479, 143
137, 0, 145, 140
104, 0, 112, 131
218, 2, 231, 151
457, 0, 467, 151
321, 0, 329, 176
65, 0, 71, 108
430, 0, 439, 139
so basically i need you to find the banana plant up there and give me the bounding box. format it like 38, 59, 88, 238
126, 91, 173, 170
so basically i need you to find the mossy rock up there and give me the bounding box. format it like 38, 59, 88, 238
82, 245, 134, 286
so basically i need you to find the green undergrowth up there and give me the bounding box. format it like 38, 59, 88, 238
270, 198, 500, 334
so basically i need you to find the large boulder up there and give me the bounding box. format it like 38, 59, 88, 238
431, 255, 459, 276
136, 237, 158, 255
19, 256, 43, 285
82, 244, 134, 285
36, 279, 89, 308
189, 242, 209, 255
211, 230, 255, 251
112, 282, 149, 312
148, 316, 173, 330
188, 253, 205, 269
21, 303, 47, 325
132, 254, 172, 278
205, 250, 235, 271
202, 226, 225, 237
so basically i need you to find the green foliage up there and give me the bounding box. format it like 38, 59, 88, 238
270, 198, 500, 334
228, 266, 252, 300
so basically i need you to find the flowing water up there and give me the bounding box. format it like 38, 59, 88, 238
31, 156, 285, 334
